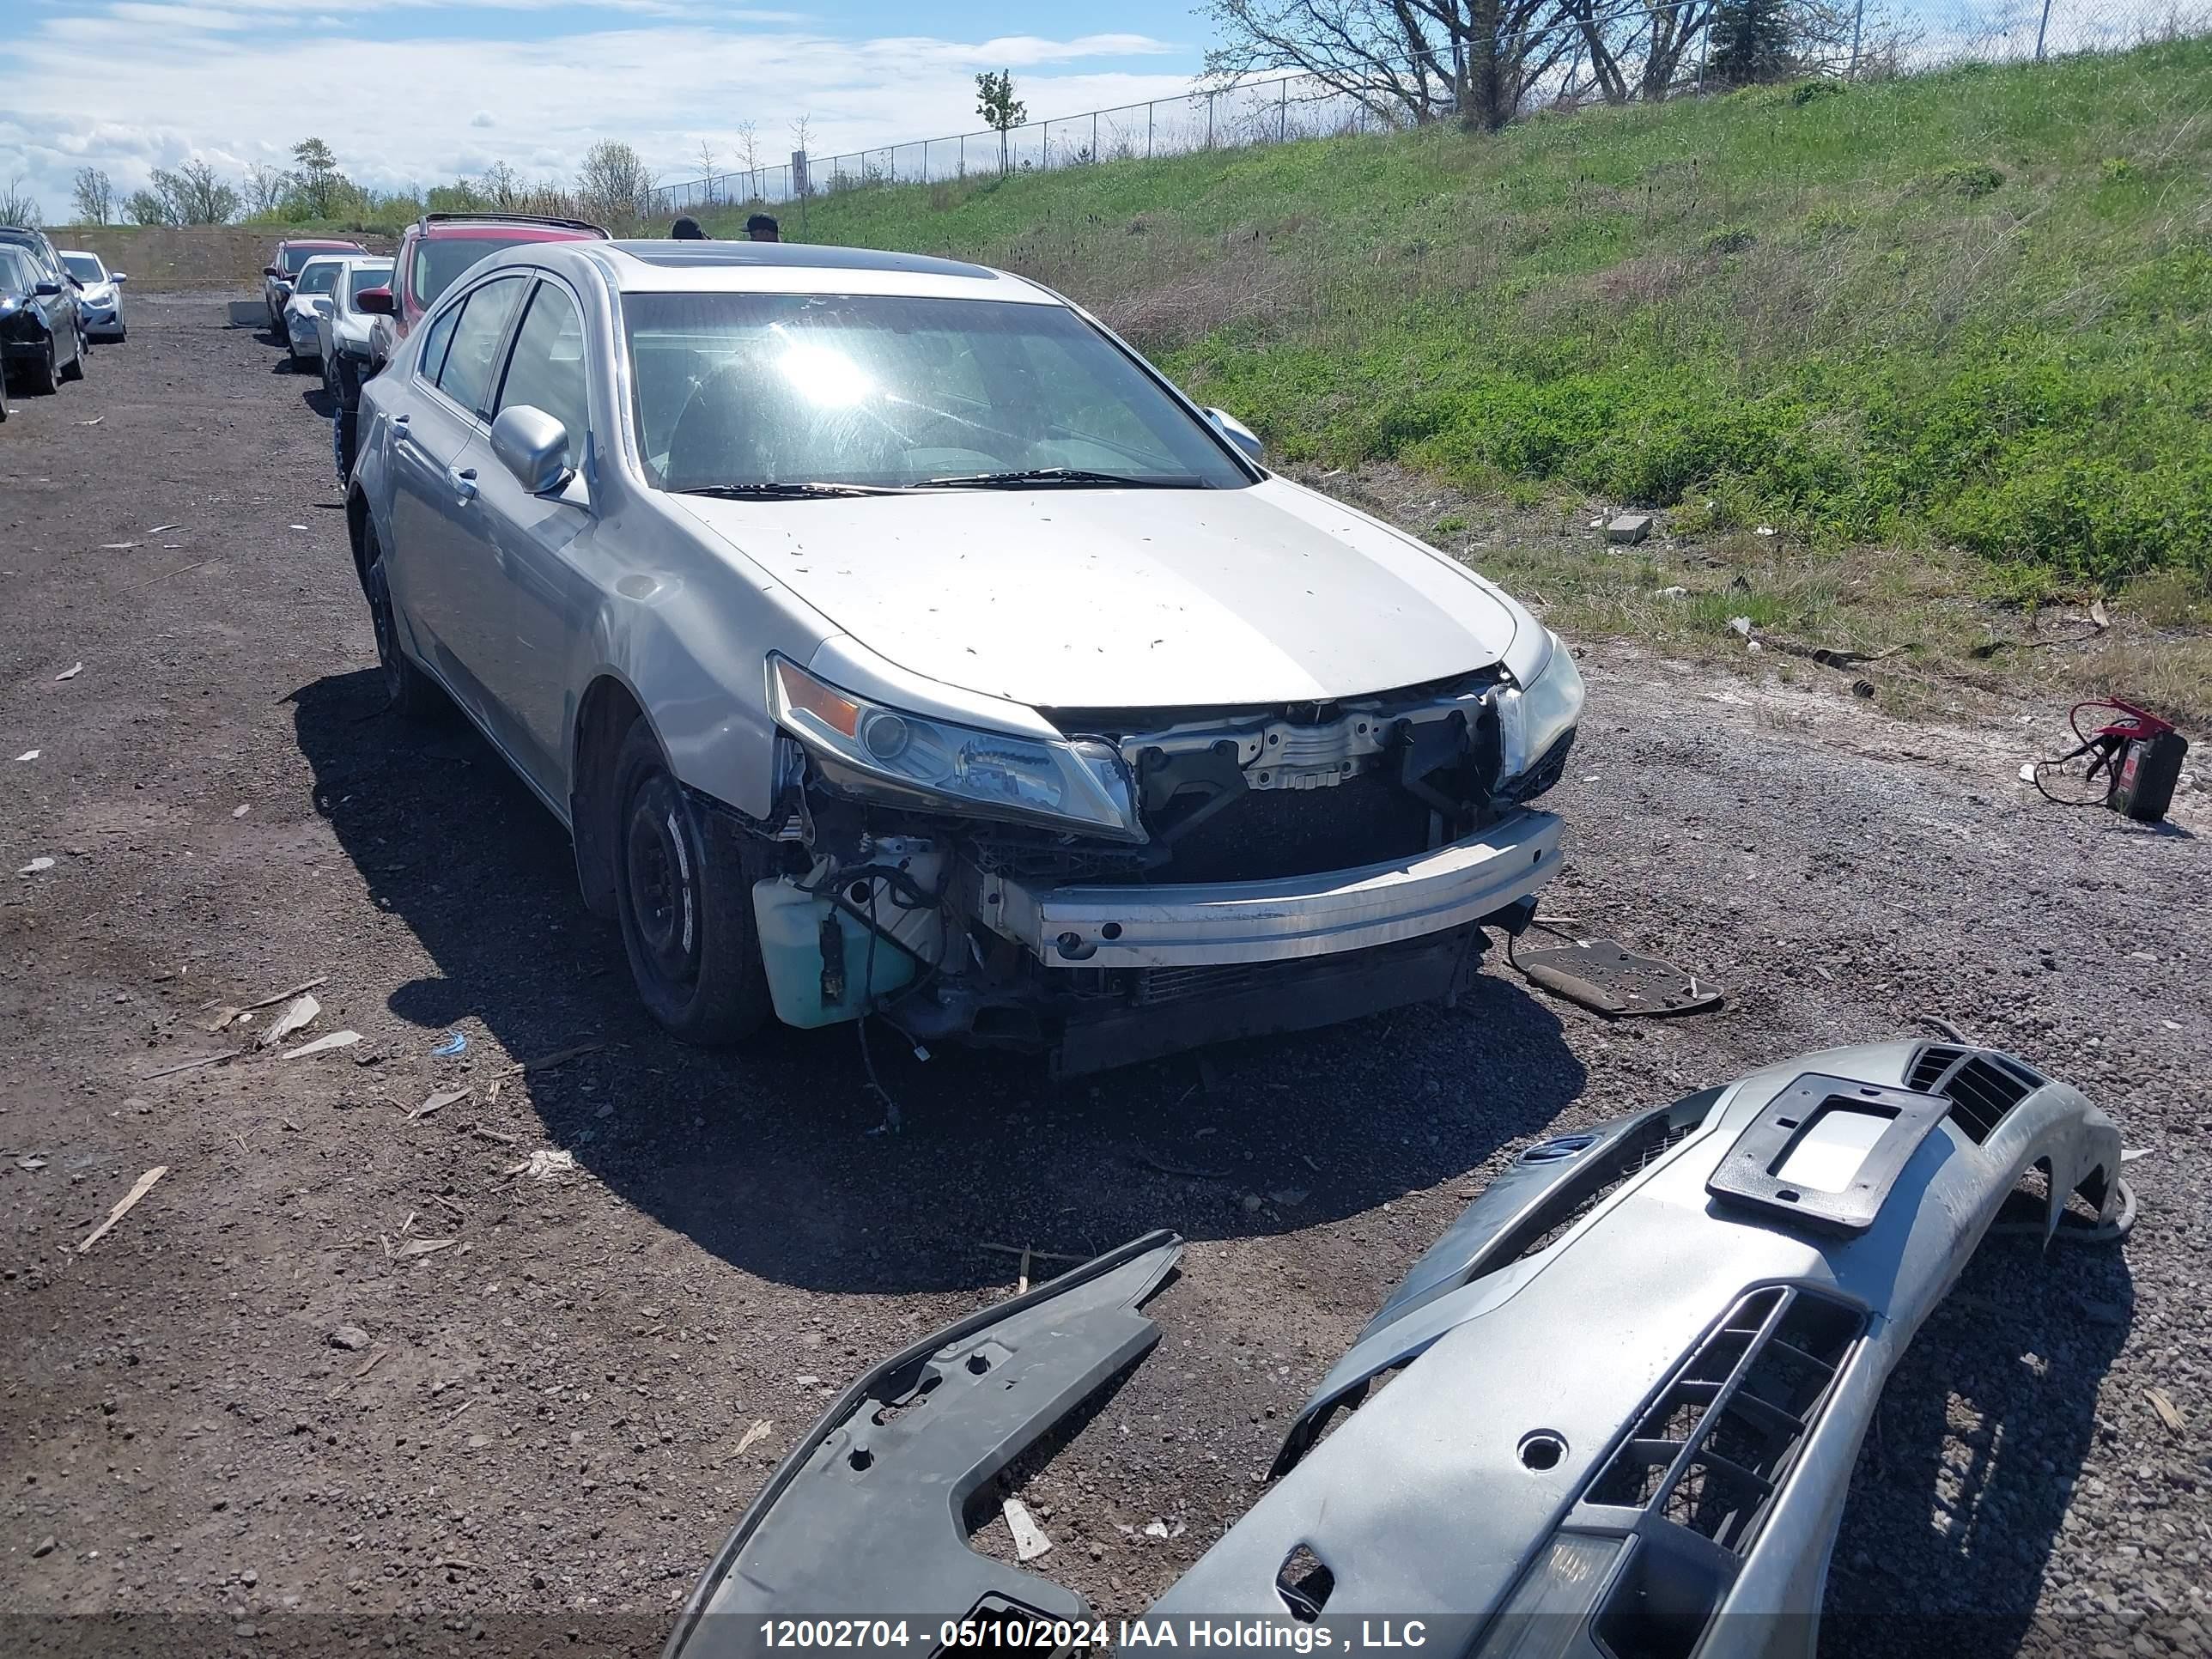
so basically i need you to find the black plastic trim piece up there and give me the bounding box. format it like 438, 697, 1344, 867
1705, 1073, 1952, 1236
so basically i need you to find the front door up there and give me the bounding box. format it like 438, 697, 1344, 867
382, 272, 529, 723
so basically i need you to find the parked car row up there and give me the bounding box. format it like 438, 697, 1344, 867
0, 223, 127, 421
258, 215, 610, 478
319, 231, 1585, 1070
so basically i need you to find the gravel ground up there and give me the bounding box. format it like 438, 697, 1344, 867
2, 295, 2207, 1658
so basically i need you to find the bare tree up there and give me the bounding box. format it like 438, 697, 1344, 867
576, 139, 656, 226
150, 160, 240, 224
1202, 0, 1577, 132
736, 119, 762, 175
1558, 0, 1717, 102
481, 160, 523, 208
71, 167, 115, 225
0, 175, 42, 224
244, 162, 288, 217
789, 114, 815, 196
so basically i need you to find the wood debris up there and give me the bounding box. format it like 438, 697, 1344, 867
78, 1167, 168, 1253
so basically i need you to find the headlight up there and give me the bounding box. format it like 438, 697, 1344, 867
769, 657, 1144, 842
1497, 629, 1584, 781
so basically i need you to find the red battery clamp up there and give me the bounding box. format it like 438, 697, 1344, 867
2032, 698, 2189, 823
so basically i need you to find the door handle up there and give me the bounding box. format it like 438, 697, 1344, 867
451, 466, 477, 503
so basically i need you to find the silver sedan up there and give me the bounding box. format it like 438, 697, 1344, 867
344, 240, 1580, 1072
60, 249, 126, 341
280, 255, 347, 369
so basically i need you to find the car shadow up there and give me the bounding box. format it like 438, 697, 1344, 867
289, 667, 1589, 1297
1819, 1221, 2136, 1656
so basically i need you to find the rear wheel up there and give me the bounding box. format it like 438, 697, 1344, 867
58, 325, 84, 382
362, 523, 444, 719
611, 720, 772, 1045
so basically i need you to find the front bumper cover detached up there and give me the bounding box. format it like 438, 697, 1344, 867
665, 1041, 2121, 1659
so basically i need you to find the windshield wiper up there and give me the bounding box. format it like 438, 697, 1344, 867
676, 482, 906, 500
914, 466, 1206, 490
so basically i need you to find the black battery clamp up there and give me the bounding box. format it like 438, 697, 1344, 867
2031, 698, 2189, 823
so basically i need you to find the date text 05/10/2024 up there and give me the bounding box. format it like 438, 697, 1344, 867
756, 1618, 1431, 1651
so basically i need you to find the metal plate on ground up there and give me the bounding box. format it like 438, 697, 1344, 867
1511, 935, 1723, 1017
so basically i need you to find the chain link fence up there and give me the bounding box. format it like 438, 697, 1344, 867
649, 3, 2211, 217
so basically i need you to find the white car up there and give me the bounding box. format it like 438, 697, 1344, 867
60, 249, 126, 341
280, 254, 347, 369
344, 240, 1583, 1073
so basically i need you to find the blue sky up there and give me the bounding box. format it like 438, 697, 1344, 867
0, 2, 1216, 219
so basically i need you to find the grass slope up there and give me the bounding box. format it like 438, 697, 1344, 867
715, 40, 2212, 592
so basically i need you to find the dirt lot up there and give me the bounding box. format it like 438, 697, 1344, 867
2, 295, 2208, 1657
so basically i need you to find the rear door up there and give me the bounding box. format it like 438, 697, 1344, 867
382, 271, 529, 718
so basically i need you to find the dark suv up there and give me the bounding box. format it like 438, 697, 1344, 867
359, 213, 606, 368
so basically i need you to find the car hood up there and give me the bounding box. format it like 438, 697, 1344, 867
669, 477, 1526, 710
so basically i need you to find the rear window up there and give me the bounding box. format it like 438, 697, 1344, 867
413, 235, 544, 310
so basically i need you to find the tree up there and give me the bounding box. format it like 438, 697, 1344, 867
71, 167, 115, 225
0, 176, 39, 224
975, 70, 1026, 172
125, 189, 170, 226
244, 162, 288, 217
1557, 0, 1717, 103
480, 160, 523, 208
290, 137, 344, 218
694, 136, 717, 205
148, 160, 240, 225
1708, 0, 1796, 85
736, 119, 762, 177
576, 139, 655, 226
1201, 0, 1577, 133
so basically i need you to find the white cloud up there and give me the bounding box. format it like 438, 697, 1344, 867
0, 9, 1192, 218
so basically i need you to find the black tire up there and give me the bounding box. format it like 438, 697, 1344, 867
24, 337, 58, 395
611, 720, 772, 1045
361, 523, 445, 719
58, 326, 85, 382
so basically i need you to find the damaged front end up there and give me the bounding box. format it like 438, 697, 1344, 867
743, 654, 1576, 1073
665, 1042, 2122, 1659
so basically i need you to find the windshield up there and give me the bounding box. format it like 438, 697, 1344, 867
624, 292, 1250, 493
346, 261, 394, 301
64, 253, 104, 283
295, 260, 342, 296
414, 234, 544, 309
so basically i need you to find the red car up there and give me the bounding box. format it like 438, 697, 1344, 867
358, 212, 605, 368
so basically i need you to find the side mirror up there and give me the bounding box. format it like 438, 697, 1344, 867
264, 264, 283, 278
1203, 406, 1266, 465
355, 285, 395, 315
33, 279, 61, 297
112, 271, 129, 283
490, 405, 573, 495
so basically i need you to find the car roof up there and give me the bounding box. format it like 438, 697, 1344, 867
580, 240, 1056, 303
283, 238, 365, 250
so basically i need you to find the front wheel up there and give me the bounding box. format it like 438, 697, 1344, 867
21, 337, 58, 394
58, 328, 85, 382
611, 720, 772, 1046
